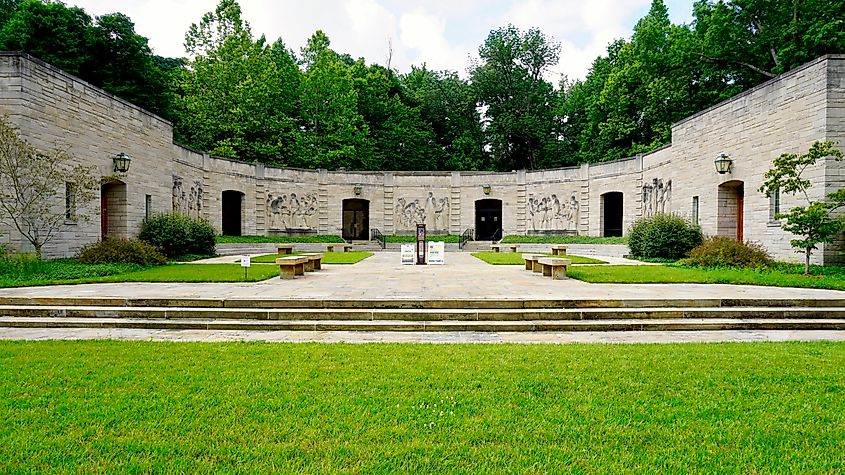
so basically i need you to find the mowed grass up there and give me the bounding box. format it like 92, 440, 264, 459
501, 235, 628, 244
569, 264, 845, 290
251, 251, 373, 264
472, 251, 606, 265
385, 234, 460, 243
1, 341, 843, 473
216, 235, 345, 244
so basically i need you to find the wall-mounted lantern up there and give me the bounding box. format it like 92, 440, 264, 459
112, 152, 131, 173
714, 152, 733, 174
353, 184, 363, 196
482, 184, 492, 195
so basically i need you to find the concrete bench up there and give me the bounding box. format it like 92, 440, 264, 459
550, 245, 568, 256
491, 244, 518, 252
275, 256, 308, 279
522, 253, 544, 272
276, 244, 295, 255
299, 252, 324, 272
327, 244, 354, 252
537, 257, 571, 280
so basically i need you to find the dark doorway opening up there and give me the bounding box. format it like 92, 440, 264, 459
717, 181, 744, 241
221, 190, 244, 236
475, 199, 503, 241
601, 192, 623, 237
100, 181, 127, 240
342, 199, 369, 240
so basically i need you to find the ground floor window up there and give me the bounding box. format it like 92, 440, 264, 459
65, 182, 76, 221
692, 196, 699, 225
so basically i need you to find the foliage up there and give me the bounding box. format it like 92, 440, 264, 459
684, 236, 773, 268
138, 213, 216, 258
215, 235, 345, 244
2, 341, 845, 472
500, 235, 628, 244
0, 117, 99, 259
471, 252, 606, 265
250, 251, 373, 264
627, 213, 703, 259
759, 140, 845, 274
74, 238, 166, 266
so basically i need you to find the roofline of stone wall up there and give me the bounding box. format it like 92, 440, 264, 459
673, 54, 845, 128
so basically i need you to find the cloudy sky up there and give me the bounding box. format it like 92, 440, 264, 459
67, 0, 694, 82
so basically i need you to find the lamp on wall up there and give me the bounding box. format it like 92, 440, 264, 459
353, 184, 363, 196
482, 184, 492, 195
112, 152, 132, 173
714, 153, 733, 174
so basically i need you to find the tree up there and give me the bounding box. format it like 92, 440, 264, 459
0, 117, 98, 259
759, 141, 845, 274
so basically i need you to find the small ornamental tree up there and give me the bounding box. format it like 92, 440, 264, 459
759, 141, 845, 274
0, 117, 98, 259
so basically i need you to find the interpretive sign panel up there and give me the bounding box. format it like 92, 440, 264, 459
400, 244, 415, 265
428, 241, 445, 265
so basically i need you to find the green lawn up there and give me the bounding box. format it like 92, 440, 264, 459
1, 341, 843, 473
216, 235, 345, 244
251, 251, 373, 264
472, 251, 607, 265
569, 264, 845, 290
501, 235, 628, 244
385, 234, 460, 243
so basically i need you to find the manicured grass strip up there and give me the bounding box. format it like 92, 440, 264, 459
1, 341, 844, 473
250, 251, 373, 264
102, 263, 279, 282
0, 259, 148, 288
472, 251, 606, 265
385, 234, 460, 243
216, 235, 345, 244
501, 235, 628, 244
568, 264, 845, 290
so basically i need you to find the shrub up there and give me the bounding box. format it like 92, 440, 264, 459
685, 236, 774, 268
628, 213, 703, 259
75, 238, 166, 265
139, 213, 216, 258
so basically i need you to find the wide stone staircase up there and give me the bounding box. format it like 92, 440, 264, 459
1, 297, 844, 332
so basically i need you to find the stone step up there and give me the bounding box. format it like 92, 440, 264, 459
2, 305, 845, 321
1, 316, 844, 332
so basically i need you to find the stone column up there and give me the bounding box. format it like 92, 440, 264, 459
450, 172, 462, 234
318, 169, 329, 234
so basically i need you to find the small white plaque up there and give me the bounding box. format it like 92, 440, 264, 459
240, 255, 251, 267
427, 241, 445, 265
400, 244, 415, 265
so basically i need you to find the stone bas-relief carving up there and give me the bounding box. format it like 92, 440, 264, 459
395, 192, 449, 230
528, 194, 579, 232
267, 192, 318, 229
642, 178, 672, 217
172, 175, 203, 218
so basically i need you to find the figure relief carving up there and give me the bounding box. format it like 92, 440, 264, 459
642, 178, 672, 217
172, 175, 203, 218
395, 192, 449, 231
267, 192, 318, 230
527, 193, 579, 231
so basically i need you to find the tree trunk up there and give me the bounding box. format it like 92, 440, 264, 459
34, 244, 43, 261
804, 247, 811, 275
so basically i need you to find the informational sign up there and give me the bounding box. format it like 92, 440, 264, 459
240, 255, 251, 267
416, 223, 427, 265
427, 241, 445, 265
400, 244, 415, 265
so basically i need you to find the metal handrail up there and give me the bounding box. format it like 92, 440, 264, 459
459, 228, 474, 250
371, 228, 385, 249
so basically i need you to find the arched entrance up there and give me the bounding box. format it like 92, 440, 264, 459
717, 180, 744, 241
100, 181, 127, 240
475, 199, 503, 241
221, 190, 244, 236
342, 199, 369, 240
601, 192, 623, 237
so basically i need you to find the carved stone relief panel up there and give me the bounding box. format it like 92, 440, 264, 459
394, 191, 449, 231
172, 175, 204, 218
642, 178, 672, 217
527, 193, 580, 232
266, 192, 318, 230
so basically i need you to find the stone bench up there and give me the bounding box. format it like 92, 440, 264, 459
299, 252, 324, 272
276, 244, 295, 255
491, 244, 518, 252
326, 244, 354, 252
537, 257, 571, 280
275, 256, 308, 279
522, 253, 545, 272
550, 245, 568, 256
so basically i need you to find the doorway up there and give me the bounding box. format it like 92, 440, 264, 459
601, 192, 623, 237
221, 190, 244, 236
100, 181, 127, 240
717, 181, 744, 241
475, 199, 503, 241
342, 199, 369, 240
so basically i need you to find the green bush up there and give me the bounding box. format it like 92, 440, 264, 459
684, 236, 774, 268
628, 213, 703, 259
139, 213, 216, 258
75, 238, 166, 265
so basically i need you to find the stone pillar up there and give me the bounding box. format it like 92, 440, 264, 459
318, 169, 329, 234
516, 169, 527, 234
450, 172, 462, 234
255, 164, 266, 234
579, 164, 589, 235
383, 172, 395, 234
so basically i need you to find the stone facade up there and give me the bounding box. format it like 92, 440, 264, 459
0, 52, 843, 263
